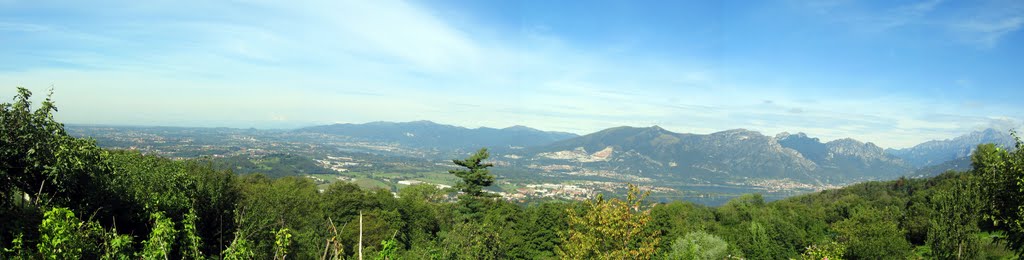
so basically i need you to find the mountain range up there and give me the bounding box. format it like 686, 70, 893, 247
886, 128, 1016, 168
520, 126, 910, 184
296, 120, 579, 152
297, 120, 1016, 184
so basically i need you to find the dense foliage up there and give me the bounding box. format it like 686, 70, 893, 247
560, 184, 660, 259
2, 87, 1023, 259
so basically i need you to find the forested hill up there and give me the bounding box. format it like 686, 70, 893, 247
3, 87, 1024, 259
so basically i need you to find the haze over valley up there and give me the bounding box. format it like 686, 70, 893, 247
66, 121, 1016, 205
4, 0, 1024, 258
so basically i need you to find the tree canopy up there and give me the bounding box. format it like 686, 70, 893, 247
2, 86, 1023, 259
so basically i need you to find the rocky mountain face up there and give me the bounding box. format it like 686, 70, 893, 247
776, 132, 829, 163
296, 121, 1011, 184
886, 128, 1015, 168
820, 138, 911, 181
296, 121, 578, 153
526, 126, 912, 184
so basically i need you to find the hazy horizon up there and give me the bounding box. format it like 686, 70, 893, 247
61, 119, 1015, 150
3, 0, 1024, 148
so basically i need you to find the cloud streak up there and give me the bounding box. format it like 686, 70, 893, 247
954, 16, 1024, 48
793, 0, 1024, 47
0, 0, 1022, 148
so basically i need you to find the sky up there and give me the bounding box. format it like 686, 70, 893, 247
1, 0, 1023, 148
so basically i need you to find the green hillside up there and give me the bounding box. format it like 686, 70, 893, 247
3, 87, 1023, 259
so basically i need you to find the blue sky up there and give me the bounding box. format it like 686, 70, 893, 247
1, 0, 1023, 148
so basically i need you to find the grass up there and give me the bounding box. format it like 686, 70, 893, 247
497, 183, 520, 193
413, 172, 459, 186
354, 178, 391, 191
305, 173, 391, 191
912, 232, 1020, 259
978, 231, 1018, 259
310, 170, 460, 193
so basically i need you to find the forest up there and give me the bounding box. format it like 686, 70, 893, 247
2, 87, 1023, 259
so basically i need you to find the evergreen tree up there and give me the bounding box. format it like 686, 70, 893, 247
449, 148, 495, 198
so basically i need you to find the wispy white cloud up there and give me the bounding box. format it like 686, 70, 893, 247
865, 0, 944, 31
1, 0, 1022, 148
792, 0, 1024, 48
953, 16, 1024, 48
0, 22, 48, 32
792, 0, 943, 32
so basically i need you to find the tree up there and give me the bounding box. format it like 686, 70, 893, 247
972, 140, 1024, 255
438, 221, 507, 259
374, 236, 398, 260
516, 202, 570, 259
831, 206, 911, 259
397, 184, 442, 248
743, 221, 783, 259
101, 228, 133, 260
139, 212, 177, 259
928, 175, 982, 260
650, 201, 718, 253
665, 231, 730, 260
103, 151, 240, 255
340, 209, 402, 258
559, 184, 660, 259
234, 176, 325, 259
449, 148, 495, 198
273, 228, 292, 260
37, 207, 88, 259
181, 209, 204, 259
902, 191, 935, 245
800, 241, 845, 260
221, 232, 255, 260
1, 87, 109, 211
37, 207, 129, 259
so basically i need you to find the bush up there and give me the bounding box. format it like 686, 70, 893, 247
666, 231, 729, 260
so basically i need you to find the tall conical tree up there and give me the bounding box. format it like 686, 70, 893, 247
449, 148, 495, 198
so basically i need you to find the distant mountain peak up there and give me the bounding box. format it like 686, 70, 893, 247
408, 120, 438, 125
829, 138, 882, 147
597, 125, 648, 133
887, 128, 1014, 168
830, 138, 886, 150
972, 128, 1006, 140
531, 125, 911, 184
642, 125, 673, 135
295, 120, 578, 153
980, 128, 1000, 134
827, 138, 859, 146
722, 128, 751, 132
503, 125, 540, 132
776, 132, 814, 140
713, 128, 762, 137
775, 131, 791, 138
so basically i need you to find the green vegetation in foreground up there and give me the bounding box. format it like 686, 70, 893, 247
2, 87, 1024, 259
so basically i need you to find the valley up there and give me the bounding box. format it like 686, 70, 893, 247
66, 121, 1013, 206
